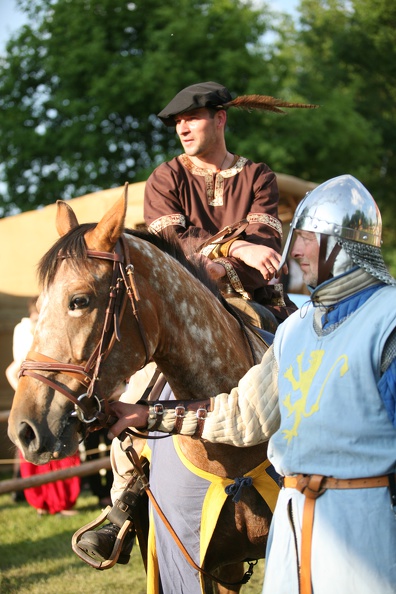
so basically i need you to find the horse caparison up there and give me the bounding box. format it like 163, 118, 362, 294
8, 184, 276, 594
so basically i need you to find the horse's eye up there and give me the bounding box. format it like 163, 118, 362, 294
69, 296, 89, 310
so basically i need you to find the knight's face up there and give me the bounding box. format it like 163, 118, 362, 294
291, 230, 320, 287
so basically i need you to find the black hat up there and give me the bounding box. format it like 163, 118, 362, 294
158, 81, 319, 127
158, 81, 232, 126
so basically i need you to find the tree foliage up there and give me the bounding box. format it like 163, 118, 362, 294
0, 0, 395, 270
0, 0, 278, 213
289, 0, 396, 256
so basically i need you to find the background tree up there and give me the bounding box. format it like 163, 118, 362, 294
231, 0, 395, 268
0, 0, 281, 213
284, 0, 396, 263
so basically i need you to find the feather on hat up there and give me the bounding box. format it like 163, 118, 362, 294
158, 81, 318, 126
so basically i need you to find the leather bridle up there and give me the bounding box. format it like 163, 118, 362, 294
19, 235, 150, 427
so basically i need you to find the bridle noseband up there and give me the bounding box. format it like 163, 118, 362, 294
19, 235, 150, 427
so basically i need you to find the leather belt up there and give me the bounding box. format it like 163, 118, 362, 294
282, 473, 393, 594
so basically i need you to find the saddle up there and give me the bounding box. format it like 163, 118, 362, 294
223, 290, 278, 336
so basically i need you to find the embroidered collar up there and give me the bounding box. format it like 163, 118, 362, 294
178, 153, 247, 177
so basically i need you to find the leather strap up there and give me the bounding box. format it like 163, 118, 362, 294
282, 474, 391, 491
196, 219, 249, 254
139, 368, 163, 401
148, 399, 213, 439
317, 235, 342, 286
283, 473, 393, 594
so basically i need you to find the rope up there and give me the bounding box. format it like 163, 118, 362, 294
225, 476, 253, 503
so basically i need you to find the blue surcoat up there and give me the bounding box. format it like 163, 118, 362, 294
263, 284, 396, 594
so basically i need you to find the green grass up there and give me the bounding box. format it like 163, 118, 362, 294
0, 490, 264, 593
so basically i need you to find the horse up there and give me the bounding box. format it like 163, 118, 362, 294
8, 185, 277, 594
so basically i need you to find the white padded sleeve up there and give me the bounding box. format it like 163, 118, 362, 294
147, 346, 280, 446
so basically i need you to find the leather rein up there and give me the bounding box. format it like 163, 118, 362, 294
19, 235, 150, 427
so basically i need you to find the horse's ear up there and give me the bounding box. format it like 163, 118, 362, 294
56, 200, 79, 236
84, 183, 128, 252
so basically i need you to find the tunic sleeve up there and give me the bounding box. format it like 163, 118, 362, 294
214, 165, 282, 294
202, 345, 280, 445
144, 159, 283, 297
144, 162, 213, 243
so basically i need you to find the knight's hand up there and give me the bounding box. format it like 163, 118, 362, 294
107, 401, 149, 439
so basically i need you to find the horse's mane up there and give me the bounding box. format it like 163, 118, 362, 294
38, 224, 221, 299
125, 228, 220, 296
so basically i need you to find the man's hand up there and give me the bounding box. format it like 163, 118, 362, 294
229, 240, 288, 281
107, 401, 149, 440
205, 260, 227, 280
190, 253, 227, 280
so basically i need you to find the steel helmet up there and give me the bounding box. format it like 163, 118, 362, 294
279, 174, 395, 286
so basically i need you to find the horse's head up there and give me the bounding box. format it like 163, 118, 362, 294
8, 185, 150, 464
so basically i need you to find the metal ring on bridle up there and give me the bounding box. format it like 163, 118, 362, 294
72, 393, 102, 423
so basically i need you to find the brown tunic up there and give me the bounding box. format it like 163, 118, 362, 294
144, 154, 293, 318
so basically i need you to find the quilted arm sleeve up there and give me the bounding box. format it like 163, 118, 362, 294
147, 346, 280, 446
202, 345, 280, 445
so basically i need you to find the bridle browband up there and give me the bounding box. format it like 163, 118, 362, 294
19, 235, 150, 427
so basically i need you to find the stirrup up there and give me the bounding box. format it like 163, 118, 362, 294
71, 506, 133, 570
72, 458, 149, 570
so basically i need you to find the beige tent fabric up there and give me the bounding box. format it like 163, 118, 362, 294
2, 182, 146, 297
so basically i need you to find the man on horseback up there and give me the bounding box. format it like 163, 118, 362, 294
109, 175, 396, 594
144, 80, 304, 323
76, 81, 315, 568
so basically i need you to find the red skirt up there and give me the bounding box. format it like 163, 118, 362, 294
19, 452, 81, 514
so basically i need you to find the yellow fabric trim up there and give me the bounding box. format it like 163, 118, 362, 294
141, 441, 158, 594
172, 436, 279, 572
143, 437, 279, 593
146, 508, 159, 594
140, 441, 152, 462
208, 237, 239, 260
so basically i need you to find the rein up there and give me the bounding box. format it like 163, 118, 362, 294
19, 230, 260, 424
19, 235, 150, 425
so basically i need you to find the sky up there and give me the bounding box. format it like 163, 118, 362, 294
0, 0, 27, 52
0, 0, 299, 52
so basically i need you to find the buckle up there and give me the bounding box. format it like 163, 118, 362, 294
153, 403, 164, 415
175, 405, 185, 418
196, 407, 208, 420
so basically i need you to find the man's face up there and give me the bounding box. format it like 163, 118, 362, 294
290, 230, 320, 287
174, 108, 222, 159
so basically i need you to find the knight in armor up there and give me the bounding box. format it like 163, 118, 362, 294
76, 81, 317, 568
109, 174, 396, 594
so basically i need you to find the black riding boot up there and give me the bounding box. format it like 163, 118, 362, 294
77, 521, 135, 564
76, 458, 149, 566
